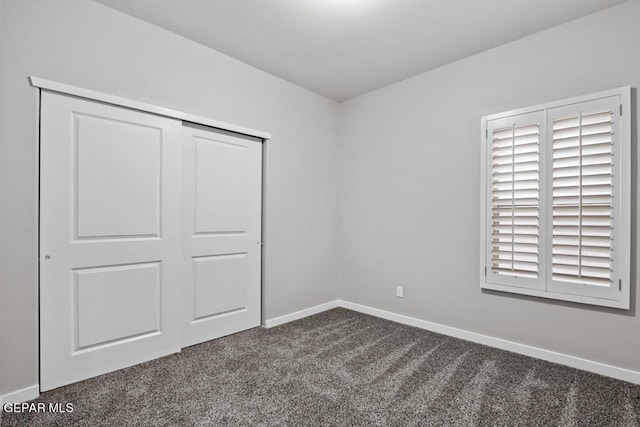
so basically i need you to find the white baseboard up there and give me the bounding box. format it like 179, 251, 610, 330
264, 300, 339, 328
338, 300, 640, 385
0, 384, 39, 405
264, 298, 640, 384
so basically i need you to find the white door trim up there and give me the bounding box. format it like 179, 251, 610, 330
29, 76, 271, 140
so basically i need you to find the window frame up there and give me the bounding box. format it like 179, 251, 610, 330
479, 87, 631, 309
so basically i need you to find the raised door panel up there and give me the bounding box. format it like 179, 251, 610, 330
75, 262, 161, 350
193, 254, 247, 320
195, 136, 247, 234
75, 115, 162, 239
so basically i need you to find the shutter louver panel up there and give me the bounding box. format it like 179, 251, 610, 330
482, 88, 629, 309
490, 122, 540, 279
551, 110, 613, 287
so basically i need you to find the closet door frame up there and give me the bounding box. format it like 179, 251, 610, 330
32, 77, 270, 393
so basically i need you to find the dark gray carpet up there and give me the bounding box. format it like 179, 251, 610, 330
2, 308, 640, 426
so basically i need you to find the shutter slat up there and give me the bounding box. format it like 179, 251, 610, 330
493, 235, 538, 243
553, 127, 580, 140
553, 116, 580, 130
553, 184, 612, 197
552, 146, 580, 159
552, 174, 611, 188
552, 195, 612, 205
552, 245, 611, 257
580, 256, 611, 268
581, 195, 612, 205
552, 136, 579, 149
492, 171, 538, 183
492, 230, 538, 237
493, 188, 539, 198
553, 216, 611, 227
582, 152, 613, 166
513, 125, 539, 137
553, 205, 611, 215
493, 218, 539, 226
492, 244, 539, 253
581, 184, 612, 195
582, 132, 612, 146
492, 161, 539, 174
582, 122, 612, 136
492, 260, 538, 271
553, 164, 612, 179
493, 180, 539, 191
493, 207, 538, 214
491, 144, 535, 153
581, 216, 612, 226
552, 275, 611, 287
494, 153, 539, 165
493, 128, 513, 140
553, 152, 611, 169
552, 245, 579, 256
581, 111, 613, 125
552, 144, 611, 160
493, 136, 539, 149
582, 142, 612, 156
581, 246, 612, 257
493, 253, 538, 263
552, 255, 611, 268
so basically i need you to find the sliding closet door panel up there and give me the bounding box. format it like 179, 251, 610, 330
182, 124, 262, 347
40, 92, 182, 391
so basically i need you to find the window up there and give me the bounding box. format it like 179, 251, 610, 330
480, 87, 631, 309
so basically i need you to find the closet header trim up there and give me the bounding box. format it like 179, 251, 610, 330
29, 76, 271, 140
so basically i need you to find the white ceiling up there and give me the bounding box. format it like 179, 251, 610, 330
95, 0, 627, 102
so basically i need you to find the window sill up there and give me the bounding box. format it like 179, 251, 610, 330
480, 281, 629, 310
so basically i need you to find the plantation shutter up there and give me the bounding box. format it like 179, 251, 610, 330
546, 97, 622, 300
481, 88, 630, 309
486, 111, 545, 290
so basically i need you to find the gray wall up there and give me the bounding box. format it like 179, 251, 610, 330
338, 0, 640, 371
0, 0, 339, 396
2, 0, 640, 400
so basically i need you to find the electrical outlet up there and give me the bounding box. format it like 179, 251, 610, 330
396, 286, 403, 298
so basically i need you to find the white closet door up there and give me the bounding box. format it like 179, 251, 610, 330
40, 92, 182, 391
181, 123, 262, 348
